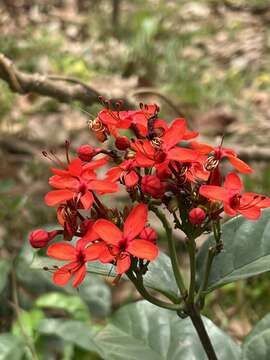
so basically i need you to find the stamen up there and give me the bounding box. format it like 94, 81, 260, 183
65, 140, 71, 164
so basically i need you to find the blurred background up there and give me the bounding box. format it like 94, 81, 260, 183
1, 0, 270, 358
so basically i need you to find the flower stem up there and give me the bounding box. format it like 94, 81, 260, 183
187, 237, 196, 304
187, 304, 218, 360
150, 206, 187, 299
127, 272, 182, 311
195, 246, 216, 304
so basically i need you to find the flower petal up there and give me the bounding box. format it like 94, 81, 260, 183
90, 180, 119, 194
80, 191, 94, 209
124, 203, 148, 241
127, 239, 159, 260
224, 203, 237, 216
44, 189, 74, 206
167, 147, 198, 162
53, 263, 74, 286
224, 173, 243, 192
84, 242, 107, 261
124, 171, 139, 187
72, 265, 86, 287
162, 118, 186, 150
83, 156, 109, 170
227, 155, 253, 174
49, 175, 79, 190
93, 219, 123, 245
239, 207, 261, 220
190, 141, 214, 155
106, 167, 122, 182
116, 255, 131, 274
68, 158, 83, 177
199, 185, 228, 202
100, 246, 116, 263
47, 243, 76, 260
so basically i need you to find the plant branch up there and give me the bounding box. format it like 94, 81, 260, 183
150, 205, 187, 298
127, 272, 182, 311
187, 304, 218, 360
0, 53, 132, 107
195, 246, 216, 305
187, 237, 196, 304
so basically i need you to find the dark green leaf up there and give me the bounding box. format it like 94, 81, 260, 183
36, 293, 90, 321
0, 334, 24, 360
38, 319, 101, 354
242, 314, 270, 359
95, 300, 241, 360
196, 209, 270, 293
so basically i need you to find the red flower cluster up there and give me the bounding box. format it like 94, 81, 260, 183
29, 101, 270, 288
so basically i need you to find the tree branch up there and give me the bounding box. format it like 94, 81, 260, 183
0, 52, 103, 106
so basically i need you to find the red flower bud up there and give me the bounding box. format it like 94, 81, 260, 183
141, 175, 165, 198
77, 145, 96, 162
29, 229, 59, 248
140, 227, 157, 242
115, 136, 130, 151
188, 208, 206, 225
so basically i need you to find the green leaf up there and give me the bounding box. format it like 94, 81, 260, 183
0, 260, 11, 294
196, 208, 270, 293
242, 314, 270, 359
95, 300, 240, 360
0, 334, 24, 360
74, 276, 112, 318
38, 319, 101, 355
87, 252, 180, 301
36, 292, 90, 321
12, 309, 44, 340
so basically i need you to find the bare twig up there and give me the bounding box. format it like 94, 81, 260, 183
0, 53, 101, 106
131, 87, 186, 118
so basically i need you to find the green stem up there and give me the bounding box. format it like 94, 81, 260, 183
150, 206, 187, 298
195, 246, 216, 304
187, 237, 196, 304
187, 304, 218, 360
127, 272, 182, 311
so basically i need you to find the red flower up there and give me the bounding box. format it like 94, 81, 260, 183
47, 239, 99, 287
92, 204, 159, 274
190, 141, 253, 174
106, 159, 139, 188
132, 119, 198, 168
45, 157, 118, 209
199, 172, 270, 220
139, 227, 157, 242
141, 175, 165, 198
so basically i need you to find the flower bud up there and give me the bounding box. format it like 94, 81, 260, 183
115, 136, 130, 151
29, 229, 59, 248
188, 208, 206, 225
77, 145, 96, 162
140, 227, 157, 242
141, 175, 165, 198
